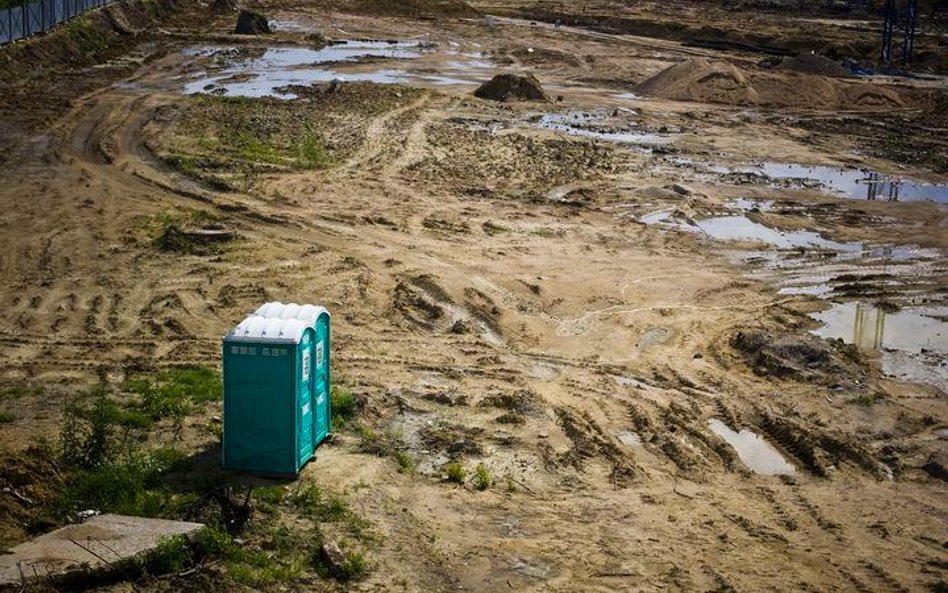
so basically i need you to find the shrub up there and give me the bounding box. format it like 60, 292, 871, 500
473, 464, 491, 491
0, 410, 14, 423
394, 451, 415, 474
57, 449, 185, 518
444, 462, 466, 484
61, 389, 119, 470
330, 386, 359, 426
338, 550, 368, 581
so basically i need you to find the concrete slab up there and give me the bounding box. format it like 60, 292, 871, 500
0, 514, 204, 588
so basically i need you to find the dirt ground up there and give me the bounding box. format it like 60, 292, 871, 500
0, 0, 947, 591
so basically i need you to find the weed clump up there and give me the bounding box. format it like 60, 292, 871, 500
444, 462, 466, 484
473, 463, 492, 490
330, 386, 360, 427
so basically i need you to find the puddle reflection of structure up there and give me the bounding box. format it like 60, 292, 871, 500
865, 172, 901, 201
852, 303, 885, 351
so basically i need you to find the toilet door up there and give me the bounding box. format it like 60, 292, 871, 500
297, 333, 315, 466
313, 315, 330, 442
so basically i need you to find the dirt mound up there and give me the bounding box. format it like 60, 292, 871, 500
234, 10, 270, 35
634, 58, 759, 105
474, 73, 548, 102
731, 330, 869, 388
778, 52, 851, 77
635, 57, 909, 111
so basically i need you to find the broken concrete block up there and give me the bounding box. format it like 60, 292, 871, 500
0, 514, 204, 588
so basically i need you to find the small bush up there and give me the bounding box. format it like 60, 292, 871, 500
0, 410, 14, 423
330, 386, 360, 426
339, 550, 368, 581
140, 535, 191, 575
61, 389, 119, 470
473, 464, 491, 491
394, 451, 415, 474
444, 462, 466, 484
57, 449, 185, 518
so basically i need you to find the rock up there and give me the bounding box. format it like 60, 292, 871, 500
234, 10, 270, 35
320, 541, 347, 579
474, 73, 548, 102
923, 450, 948, 482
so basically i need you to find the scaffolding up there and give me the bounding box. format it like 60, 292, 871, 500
880, 0, 920, 65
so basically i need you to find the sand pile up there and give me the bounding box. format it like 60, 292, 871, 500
634, 58, 759, 105
635, 57, 908, 111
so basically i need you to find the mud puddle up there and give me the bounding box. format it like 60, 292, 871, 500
534, 112, 669, 146
811, 302, 948, 354
641, 210, 861, 251
812, 302, 948, 392
707, 419, 795, 476
641, 198, 948, 391
714, 162, 948, 204
182, 41, 494, 98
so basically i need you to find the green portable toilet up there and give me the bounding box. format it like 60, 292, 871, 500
252, 302, 332, 447
222, 307, 330, 475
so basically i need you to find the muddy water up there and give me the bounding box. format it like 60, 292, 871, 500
716, 162, 948, 204
707, 419, 796, 476
811, 302, 948, 353
535, 112, 668, 145
641, 210, 863, 251
182, 41, 495, 98
641, 197, 948, 391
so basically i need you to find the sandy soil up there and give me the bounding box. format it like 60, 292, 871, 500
0, 0, 946, 592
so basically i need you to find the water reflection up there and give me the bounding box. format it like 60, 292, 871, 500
713, 162, 948, 204
811, 302, 948, 354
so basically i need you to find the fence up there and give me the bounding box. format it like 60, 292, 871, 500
0, 0, 117, 45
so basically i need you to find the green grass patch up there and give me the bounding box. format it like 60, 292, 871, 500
56, 448, 188, 519
139, 534, 191, 576
330, 385, 360, 427
122, 366, 221, 427
851, 391, 888, 407
291, 483, 350, 522
296, 124, 331, 169
0, 384, 43, 400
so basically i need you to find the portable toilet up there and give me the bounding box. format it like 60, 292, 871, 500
252, 302, 332, 447
221, 311, 329, 475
